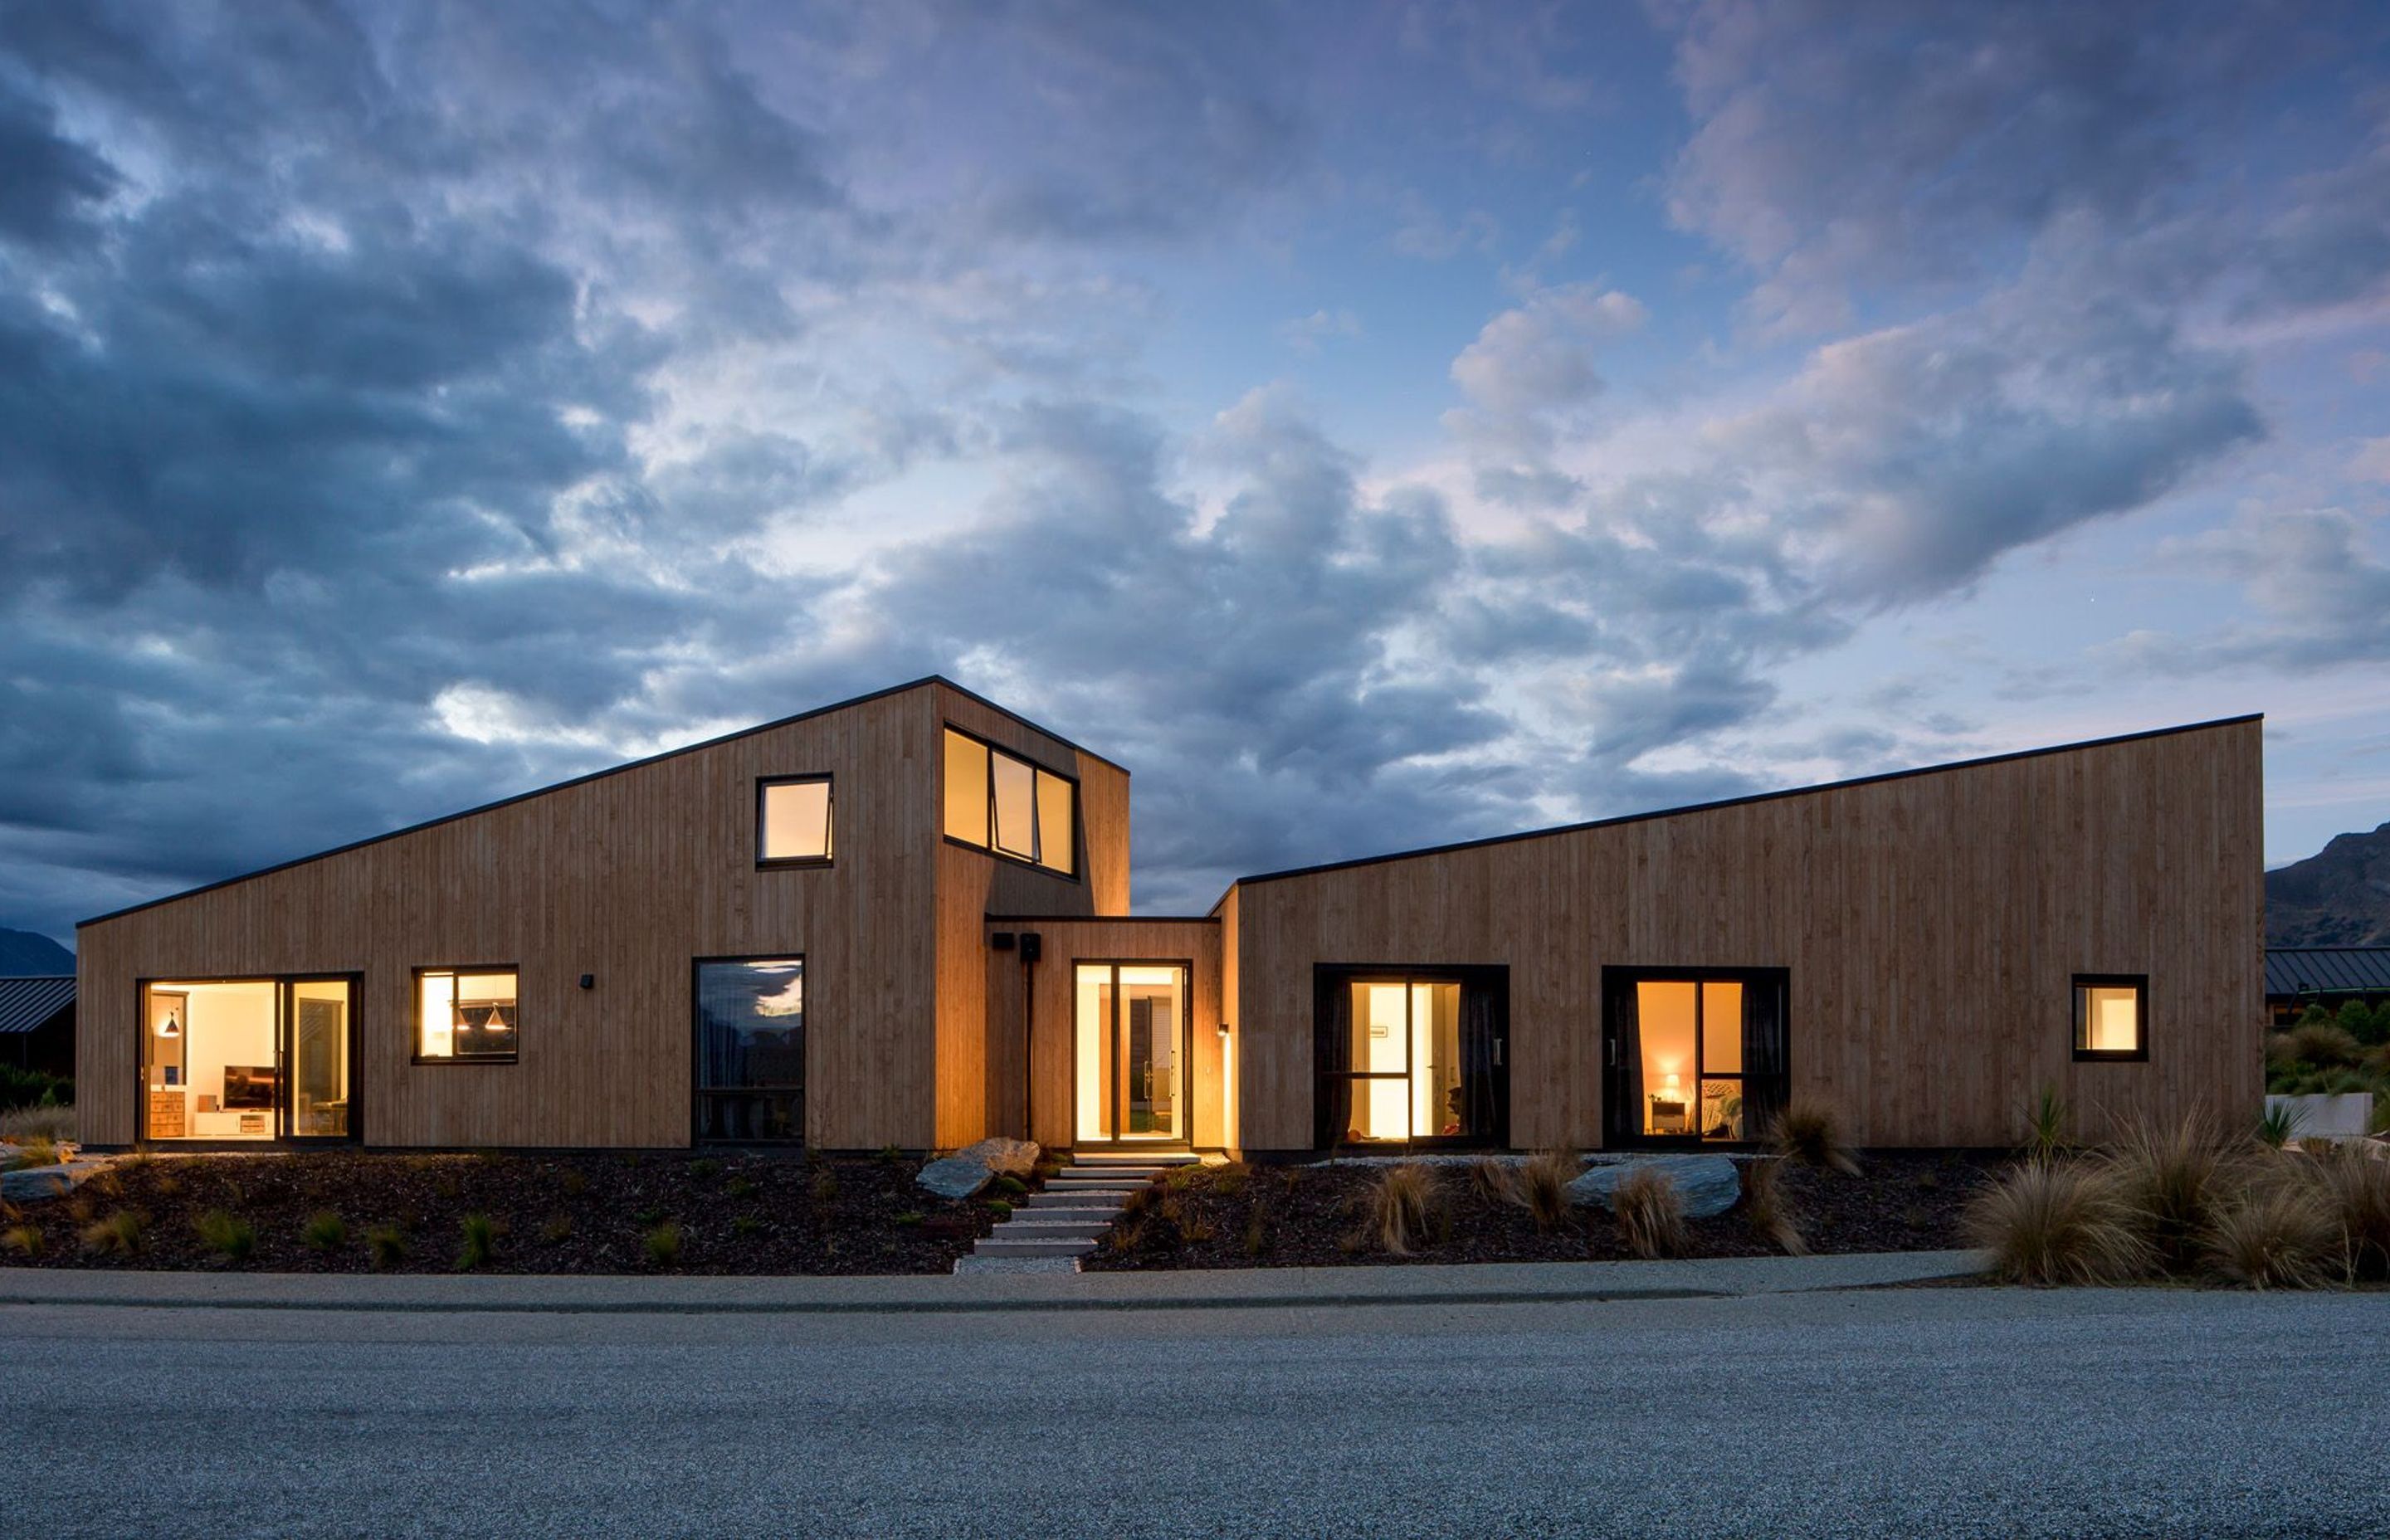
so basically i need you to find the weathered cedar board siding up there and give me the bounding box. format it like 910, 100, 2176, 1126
1224, 717, 2264, 1152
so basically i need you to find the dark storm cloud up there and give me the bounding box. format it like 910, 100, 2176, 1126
0, 72, 115, 245
0, 0, 2377, 941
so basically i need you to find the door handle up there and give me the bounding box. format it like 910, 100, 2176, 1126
1494, 1040, 1504, 1069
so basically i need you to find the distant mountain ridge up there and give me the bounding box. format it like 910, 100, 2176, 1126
2267, 821, 2390, 947
0, 927, 73, 975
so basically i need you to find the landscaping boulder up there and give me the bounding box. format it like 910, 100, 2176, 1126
1567, 1154, 1741, 1219
955, 1137, 1041, 1177
915, 1155, 996, 1201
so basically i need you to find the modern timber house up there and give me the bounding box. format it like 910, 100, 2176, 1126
75, 678, 2266, 1157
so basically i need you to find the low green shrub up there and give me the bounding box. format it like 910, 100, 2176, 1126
366, 1226, 409, 1268
724, 1175, 757, 1199
194, 1210, 256, 1263
994, 1174, 1028, 1197
539, 1214, 573, 1245
731, 1215, 764, 1237
894, 1210, 924, 1227
456, 1212, 498, 1271
644, 1221, 682, 1268
808, 1170, 841, 1203
302, 1211, 348, 1251
0, 1065, 71, 1112
2256, 1103, 2305, 1149
988, 1198, 1012, 1219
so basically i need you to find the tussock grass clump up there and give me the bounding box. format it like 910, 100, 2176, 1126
2303, 1141, 2390, 1281
2104, 1113, 2238, 1273
365, 1225, 409, 1269
731, 1215, 764, 1238
81, 1209, 144, 1256
1, 1104, 76, 1143
1515, 1150, 1578, 1234
193, 1210, 256, 1263
1468, 1156, 1519, 1207
5, 1137, 63, 1169
302, 1211, 348, 1252
1771, 1101, 1860, 1176
643, 1221, 682, 1268
2, 1223, 40, 1257
558, 1169, 589, 1197
1744, 1157, 1807, 1255
456, 1212, 499, 1271
808, 1170, 841, 1204
1241, 1207, 1271, 1258
1965, 1161, 2149, 1284
1365, 1163, 1439, 1256
724, 1175, 757, 1199
1613, 1167, 1687, 1259
2204, 1181, 2337, 1289
2272, 1022, 2363, 1070
687, 1157, 721, 1179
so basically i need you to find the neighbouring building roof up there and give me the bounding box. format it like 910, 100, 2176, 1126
0, 976, 75, 1035
2264, 948, 2390, 999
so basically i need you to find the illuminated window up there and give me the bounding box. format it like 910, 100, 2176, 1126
940, 726, 1077, 877
417, 968, 519, 1062
757, 776, 833, 865
1606, 969, 1788, 1144
1316, 972, 1496, 1148
2073, 976, 2147, 1061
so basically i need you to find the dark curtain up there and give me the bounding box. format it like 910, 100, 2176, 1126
1615, 978, 1641, 1142
1459, 982, 1500, 1141
1314, 975, 1352, 1149
1742, 979, 1788, 1133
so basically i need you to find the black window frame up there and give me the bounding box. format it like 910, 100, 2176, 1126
412, 964, 522, 1065
1602, 965, 1791, 1148
1314, 963, 1510, 1152
2071, 973, 2149, 1063
691, 953, 808, 1146
939, 722, 1081, 882
754, 773, 835, 870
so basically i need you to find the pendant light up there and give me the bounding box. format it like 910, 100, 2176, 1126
487, 1006, 511, 1033
159, 1008, 182, 1039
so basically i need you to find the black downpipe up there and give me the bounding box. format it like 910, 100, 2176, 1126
1018, 933, 1042, 1143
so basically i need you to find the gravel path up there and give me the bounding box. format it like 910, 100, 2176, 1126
6, 1284, 2381, 1538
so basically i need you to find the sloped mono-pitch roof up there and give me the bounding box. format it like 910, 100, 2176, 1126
0, 976, 75, 1035
2264, 948, 2390, 999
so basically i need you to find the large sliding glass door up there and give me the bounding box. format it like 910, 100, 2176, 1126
1602, 967, 1788, 1146
1314, 967, 1509, 1150
1074, 962, 1188, 1143
140, 977, 358, 1143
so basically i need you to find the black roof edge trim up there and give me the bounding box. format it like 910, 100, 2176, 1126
82, 675, 1126, 928
1226, 712, 2266, 890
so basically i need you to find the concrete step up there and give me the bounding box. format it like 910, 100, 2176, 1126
972, 1235, 1098, 1258
1009, 1205, 1115, 1218
1070, 1149, 1198, 1164
1053, 1169, 1164, 1183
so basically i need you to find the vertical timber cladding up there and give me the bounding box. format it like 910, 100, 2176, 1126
1229, 719, 2264, 1152
981, 918, 1223, 1152
934, 681, 1132, 1150
77, 685, 945, 1149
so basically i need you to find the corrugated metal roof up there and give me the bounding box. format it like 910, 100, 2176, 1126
0, 975, 74, 1034
2265, 948, 2390, 999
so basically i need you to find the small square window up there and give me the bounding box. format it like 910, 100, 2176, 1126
418, 968, 519, 1062
2073, 976, 2147, 1061
758, 777, 833, 865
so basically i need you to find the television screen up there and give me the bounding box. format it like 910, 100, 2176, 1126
223, 1065, 276, 1109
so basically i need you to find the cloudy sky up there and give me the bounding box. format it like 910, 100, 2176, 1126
4, 1, 2390, 944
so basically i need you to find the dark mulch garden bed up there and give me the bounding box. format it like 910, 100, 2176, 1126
1082, 1150, 2001, 1270
0, 1150, 1018, 1275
